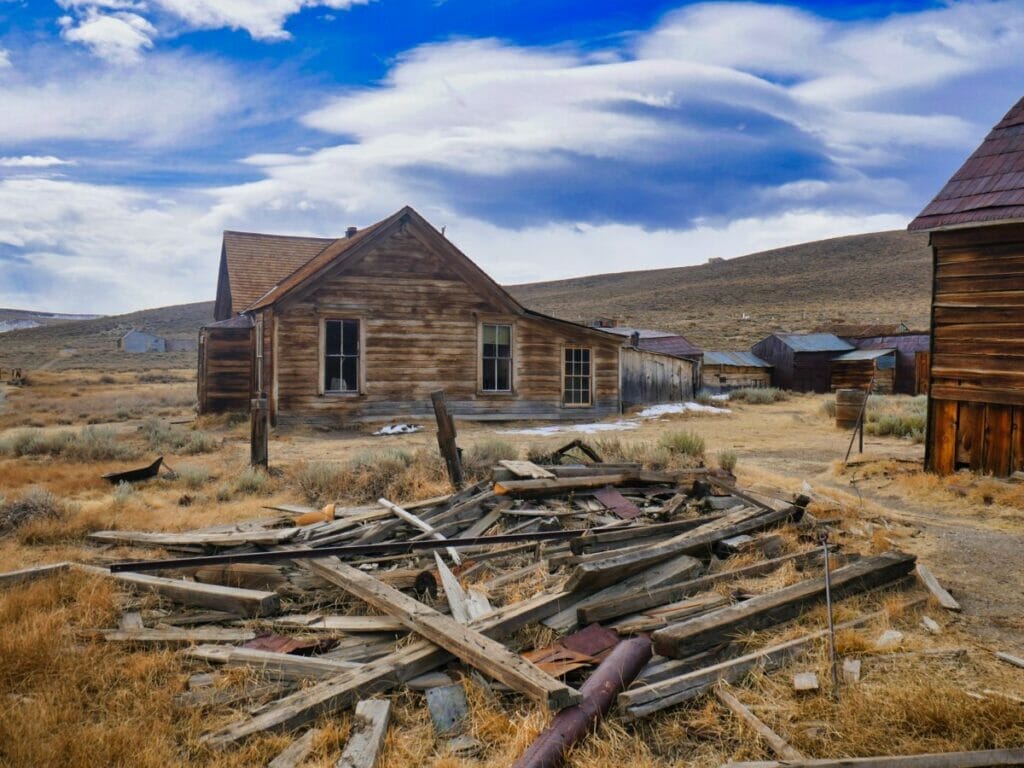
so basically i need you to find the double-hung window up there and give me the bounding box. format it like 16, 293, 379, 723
324, 319, 360, 393
563, 347, 592, 405
481, 323, 512, 392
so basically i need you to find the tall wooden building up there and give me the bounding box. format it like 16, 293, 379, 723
909, 95, 1024, 475
199, 206, 637, 424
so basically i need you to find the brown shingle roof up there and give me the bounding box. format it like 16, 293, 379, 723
222, 231, 335, 315
909, 96, 1024, 231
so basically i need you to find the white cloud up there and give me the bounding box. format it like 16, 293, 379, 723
148, 0, 367, 40
60, 9, 156, 65
0, 54, 249, 145
0, 48, 11, 69
0, 156, 75, 168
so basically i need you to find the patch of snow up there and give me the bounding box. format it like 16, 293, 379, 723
0, 319, 40, 333
500, 400, 729, 435
373, 423, 422, 436
638, 402, 731, 417
710, 393, 731, 401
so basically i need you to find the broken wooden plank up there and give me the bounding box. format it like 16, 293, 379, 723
620, 598, 925, 720
95, 627, 257, 646
793, 672, 819, 691
498, 460, 556, 479
915, 563, 961, 611
494, 470, 703, 497
75, 564, 280, 617
434, 552, 471, 624
715, 685, 805, 761
721, 747, 1024, 768
996, 651, 1024, 669
843, 658, 862, 684
0, 561, 70, 589
337, 699, 391, 768
578, 549, 823, 625
88, 528, 300, 548
308, 558, 580, 710
203, 588, 579, 747
186, 645, 361, 681
378, 498, 461, 564
119, 611, 144, 631
652, 551, 916, 658
268, 728, 321, 768
272, 615, 407, 633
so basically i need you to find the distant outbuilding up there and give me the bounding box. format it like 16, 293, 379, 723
908, 93, 1024, 475
119, 329, 166, 353
701, 351, 772, 393
751, 332, 853, 393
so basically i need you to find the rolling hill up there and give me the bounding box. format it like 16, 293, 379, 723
0, 229, 931, 372
509, 229, 931, 349
0, 302, 214, 371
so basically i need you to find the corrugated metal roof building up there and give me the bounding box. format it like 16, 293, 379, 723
702, 351, 772, 393
751, 333, 853, 393
830, 348, 897, 394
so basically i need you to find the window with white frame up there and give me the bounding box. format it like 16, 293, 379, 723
563, 347, 592, 405
481, 323, 512, 392
324, 319, 360, 393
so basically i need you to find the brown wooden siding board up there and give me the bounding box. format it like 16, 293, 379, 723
983, 404, 1013, 476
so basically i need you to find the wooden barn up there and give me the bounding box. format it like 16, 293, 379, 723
199, 206, 646, 424
829, 348, 896, 394
701, 351, 772, 393
751, 333, 853, 393
909, 94, 1024, 475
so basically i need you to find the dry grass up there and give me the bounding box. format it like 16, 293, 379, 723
291, 449, 450, 505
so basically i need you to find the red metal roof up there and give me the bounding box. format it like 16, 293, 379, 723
909, 96, 1024, 231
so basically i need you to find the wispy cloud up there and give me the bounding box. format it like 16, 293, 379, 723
0, 155, 75, 168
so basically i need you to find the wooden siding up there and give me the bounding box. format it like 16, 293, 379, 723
621, 348, 695, 407
198, 326, 253, 413
268, 226, 622, 423
701, 365, 771, 393
751, 336, 795, 390
846, 335, 930, 394
926, 224, 1024, 475
830, 359, 895, 394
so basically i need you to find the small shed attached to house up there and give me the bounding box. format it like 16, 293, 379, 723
751, 333, 854, 393
908, 93, 1024, 476
119, 330, 166, 353
596, 325, 702, 393
830, 348, 896, 394
701, 351, 772, 393
197, 314, 255, 413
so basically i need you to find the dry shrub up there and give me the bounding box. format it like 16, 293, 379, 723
730, 387, 789, 404
234, 466, 269, 495
16, 504, 113, 546
292, 449, 449, 505
717, 450, 738, 472
658, 429, 705, 457
0, 426, 138, 462
462, 438, 519, 480
140, 419, 218, 455
0, 487, 63, 534
176, 463, 211, 490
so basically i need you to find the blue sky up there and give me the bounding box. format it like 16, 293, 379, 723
0, 0, 1021, 313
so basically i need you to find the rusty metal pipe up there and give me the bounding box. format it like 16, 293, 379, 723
512, 635, 653, 768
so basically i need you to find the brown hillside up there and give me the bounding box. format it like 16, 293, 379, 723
0, 301, 213, 371
510, 230, 931, 349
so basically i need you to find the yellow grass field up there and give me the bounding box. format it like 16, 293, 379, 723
1, 370, 1022, 767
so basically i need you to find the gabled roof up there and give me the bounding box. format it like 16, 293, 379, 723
221, 231, 334, 316
773, 332, 854, 353
909, 96, 1024, 231
815, 323, 926, 339
704, 350, 772, 367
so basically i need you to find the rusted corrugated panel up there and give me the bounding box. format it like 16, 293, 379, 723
909, 96, 1024, 231
592, 487, 641, 519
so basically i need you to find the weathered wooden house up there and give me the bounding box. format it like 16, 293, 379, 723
820, 324, 930, 395
751, 333, 853, 393
595, 325, 702, 394
701, 351, 772, 393
119, 329, 166, 353
908, 94, 1024, 475
199, 206, 657, 423
829, 348, 896, 394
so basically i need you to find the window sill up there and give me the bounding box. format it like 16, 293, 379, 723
477, 390, 516, 398
321, 391, 364, 398
562, 403, 594, 408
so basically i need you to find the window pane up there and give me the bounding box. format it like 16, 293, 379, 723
496, 358, 511, 390
496, 341, 511, 358
483, 341, 496, 358
483, 324, 496, 345
497, 325, 510, 346
341, 357, 358, 391
325, 357, 341, 391
325, 321, 341, 354
342, 320, 359, 355
483, 359, 496, 391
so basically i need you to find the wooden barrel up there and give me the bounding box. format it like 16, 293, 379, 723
835, 388, 867, 429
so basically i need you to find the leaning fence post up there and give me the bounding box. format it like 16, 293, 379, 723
431, 390, 464, 490
250, 396, 268, 469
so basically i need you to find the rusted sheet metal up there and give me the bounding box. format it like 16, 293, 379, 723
524, 623, 621, 677
511, 635, 653, 768
592, 487, 641, 520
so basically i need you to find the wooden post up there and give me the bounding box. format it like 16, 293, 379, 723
251, 396, 268, 469
431, 390, 464, 490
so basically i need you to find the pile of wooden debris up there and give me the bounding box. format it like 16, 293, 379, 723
2, 445, 1022, 768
